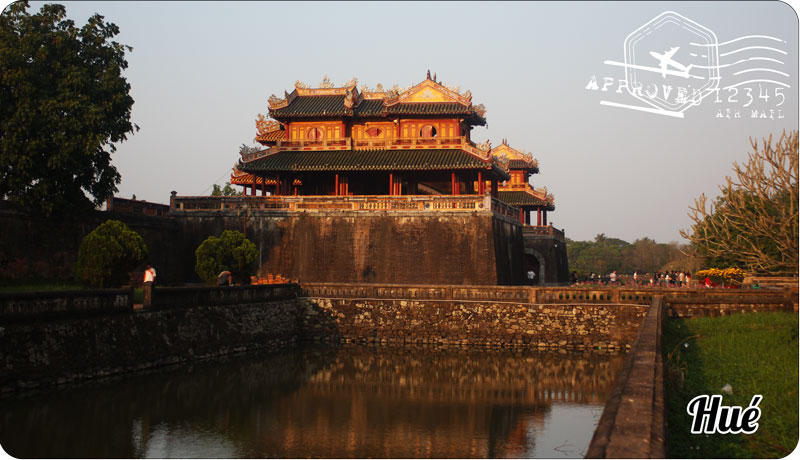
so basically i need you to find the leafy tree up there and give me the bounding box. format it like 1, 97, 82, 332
75, 220, 148, 288
211, 182, 242, 196
195, 230, 257, 285
567, 235, 697, 277
0, 2, 136, 215
681, 131, 798, 273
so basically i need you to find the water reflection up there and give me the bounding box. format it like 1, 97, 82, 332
0, 346, 623, 458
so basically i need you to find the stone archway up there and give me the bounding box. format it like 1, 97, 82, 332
524, 249, 546, 285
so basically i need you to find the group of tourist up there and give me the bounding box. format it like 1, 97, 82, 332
571, 270, 694, 287
641, 270, 693, 287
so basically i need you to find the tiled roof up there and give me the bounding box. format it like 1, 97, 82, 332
508, 159, 538, 172
498, 190, 554, 210
354, 99, 385, 117
270, 95, 351, 118
270, 95, 484, 122
255, 129, 285, 143
385, 102, 473, 115
240, 149, 495, 173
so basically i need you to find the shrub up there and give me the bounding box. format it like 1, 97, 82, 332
74, 220, 148, 288
695, 267, 746, 286
195, 230, 257, 285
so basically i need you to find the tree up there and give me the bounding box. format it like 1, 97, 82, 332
0, 2, 136, 215
195, 230, 257, 285
211, 182, 242, 196
681, 131, 798, 273
74, 220, 148, 288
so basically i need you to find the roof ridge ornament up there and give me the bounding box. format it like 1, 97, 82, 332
343, 87, 359, 109
320, 76, 334, 88
268, 94, 288, 109
493, 152, 510, 171
255, 114, 281, 135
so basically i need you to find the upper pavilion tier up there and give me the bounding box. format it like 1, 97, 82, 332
245, 72, 490, 158
236, 73, 510, 198
266, 72, 486, 125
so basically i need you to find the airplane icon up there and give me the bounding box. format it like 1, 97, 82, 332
649, 47, 693, 78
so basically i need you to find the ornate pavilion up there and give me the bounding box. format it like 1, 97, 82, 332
229, 72, 558, 229
231, 72, 510, 200
171, 72, 568, 285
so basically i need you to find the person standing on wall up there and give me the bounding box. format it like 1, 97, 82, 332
143, 263, 156, 307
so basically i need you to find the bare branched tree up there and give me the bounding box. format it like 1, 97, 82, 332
681, 130, 798, 273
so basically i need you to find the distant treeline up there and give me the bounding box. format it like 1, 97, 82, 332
566, 234, 702, 277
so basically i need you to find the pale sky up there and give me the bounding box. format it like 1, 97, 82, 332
18, 1, 800, 243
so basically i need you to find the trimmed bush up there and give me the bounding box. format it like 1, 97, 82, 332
74, 220, 148, 288
195, 230, 257, 285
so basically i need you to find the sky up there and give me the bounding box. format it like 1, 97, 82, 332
16, 1, 800, 243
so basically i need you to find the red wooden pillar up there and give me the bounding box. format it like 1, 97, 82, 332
537, 208, 542, 225
275, 174, 281, 196
451, 172, 457, 195
251, 177, 256, 196
261, 178, 266, 196
389, 173, 394, 196
335, 173, 340, 196
477, 171, 484, 195
519, 208, 524, 223
543, 210, 548, 226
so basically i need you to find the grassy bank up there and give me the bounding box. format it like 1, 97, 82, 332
663, 312, 798, 458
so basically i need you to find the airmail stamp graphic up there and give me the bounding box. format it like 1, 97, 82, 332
587, 10, 791, 119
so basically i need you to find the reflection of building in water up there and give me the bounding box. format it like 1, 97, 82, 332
0, 345, 620, 458
243, 348, 624, 458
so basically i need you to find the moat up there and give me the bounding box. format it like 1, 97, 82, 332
0, 345, 624, 458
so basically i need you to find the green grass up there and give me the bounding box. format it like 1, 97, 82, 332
663, 312, 799, 458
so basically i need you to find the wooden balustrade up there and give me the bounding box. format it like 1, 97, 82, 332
523, 225, 566, 241
171, 195, 506, 215
241, 137, 489, 160
490, 197, 519, 219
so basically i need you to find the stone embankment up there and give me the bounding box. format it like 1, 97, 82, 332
0, 286, 303, 392
302, 297, 645, 351
586, 297, 666, 458
0, 282, 794, 395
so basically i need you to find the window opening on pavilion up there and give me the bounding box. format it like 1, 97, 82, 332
307, 127, 324, 140
419, 125, 437, 138
365, 127, 383, 137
